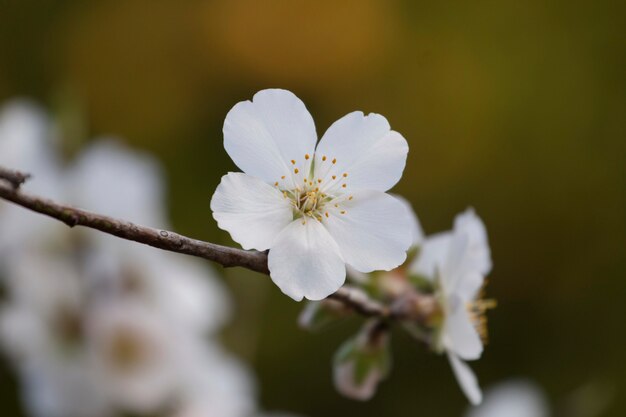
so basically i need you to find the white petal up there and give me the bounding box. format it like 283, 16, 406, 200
448, 352, 482, 405
268, 219, 345, 301
323, 191, 412, 273
454, 208, 492, 276
223, 89, 317, 185
443, 224, 487, 301
409, 231, 453, 279
211, 172, 294, 251
392, 194, 424, 246
314, 111, 408, 192
67, 139, 167, 227
444, 295, 483, 360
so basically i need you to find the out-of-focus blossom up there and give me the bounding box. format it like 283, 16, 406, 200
0, 99, 258, 417
86, 299, 194, 413
410, 208, 493, 405
464, 379, 549, 417
66, 139, 167, 227
0, 100, 66, 255
173, 344, 256, 417
211, 88, 412, 301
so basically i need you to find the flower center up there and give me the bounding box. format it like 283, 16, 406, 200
466, 297, 497, 344
274, 153, 352, 225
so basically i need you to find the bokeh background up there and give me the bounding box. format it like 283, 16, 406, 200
0, 0, 624, 416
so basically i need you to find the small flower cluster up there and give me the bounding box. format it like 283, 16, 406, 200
0, 101, 256, 417
301, 204, 494, 404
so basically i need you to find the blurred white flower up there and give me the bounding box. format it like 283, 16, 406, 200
173, 344, 257, 417
20, 357, 110, 417
65, 139, 167, 228
86, 299, 193, 413
464, 379, 549, 417
0, 101, 258, 417
410, 208, 493, 405
0, 100, 66, 255
0, 253, 85, 363
211, 88, 412, 301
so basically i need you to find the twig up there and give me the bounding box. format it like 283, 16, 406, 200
0, 166, 395, 318
0, 167, 31, 189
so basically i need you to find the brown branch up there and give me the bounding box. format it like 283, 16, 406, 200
0, 166, 399, 318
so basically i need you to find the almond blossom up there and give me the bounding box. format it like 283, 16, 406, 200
211, 89, 413, 301
411, 208, 493, 405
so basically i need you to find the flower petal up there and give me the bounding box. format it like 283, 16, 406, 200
211, 172, 293, 251
454, 208, 492, 276
444, 295, 483, 360
314, 111, 408, 192
443, 222, 488, 301
409, 231, 453, 279
268, 219, 345, 301
323, 191, 412, 273
223, 89, 317, 185
393, 194, 424, 247
448, 352, 482, 405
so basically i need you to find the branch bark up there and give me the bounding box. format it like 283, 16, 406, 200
0, 167, 400, 318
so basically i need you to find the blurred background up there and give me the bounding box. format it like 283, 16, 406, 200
0, 0, 624, 416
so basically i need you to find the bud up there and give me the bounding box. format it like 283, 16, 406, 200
332, 320, 391, 401
298, 287, 368, 332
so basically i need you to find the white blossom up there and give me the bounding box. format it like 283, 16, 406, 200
410, 208, 493, 405
211, 89, 413, 301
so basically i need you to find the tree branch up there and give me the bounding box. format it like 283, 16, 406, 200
0, 166, 400, 318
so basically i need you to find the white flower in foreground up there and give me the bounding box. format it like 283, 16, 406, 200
211, 89, 412, 301
464, 379, 549, 417
410, 208, 493, 405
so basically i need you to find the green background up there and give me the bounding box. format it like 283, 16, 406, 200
0, 0, 624, 416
